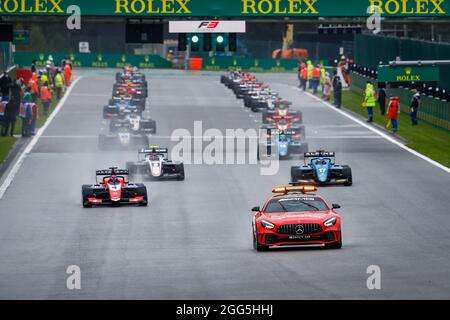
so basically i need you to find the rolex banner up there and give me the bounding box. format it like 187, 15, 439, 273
377, 65, 440, 83
14, 52, 173, 69
0, 0, 448, 17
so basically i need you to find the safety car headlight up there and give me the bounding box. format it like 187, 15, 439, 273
261, 220, 275, 230
324, 217, 337, 227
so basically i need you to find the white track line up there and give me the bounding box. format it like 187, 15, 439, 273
0, 77, 82, 199
300, 89, 450, 174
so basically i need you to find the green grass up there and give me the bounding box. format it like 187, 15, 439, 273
0, 136, 17, 164
342, 90, 450, 168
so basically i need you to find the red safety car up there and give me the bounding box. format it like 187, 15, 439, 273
252, 185, 342, 251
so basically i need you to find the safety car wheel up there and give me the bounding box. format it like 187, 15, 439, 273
325, 239, 342, 249
253, 233, 269, 252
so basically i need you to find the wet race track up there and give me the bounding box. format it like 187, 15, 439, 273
0, 70, 449, 299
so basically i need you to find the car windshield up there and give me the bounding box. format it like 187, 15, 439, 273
265, 197, 328, 213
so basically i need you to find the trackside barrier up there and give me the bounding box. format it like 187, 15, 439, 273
202, 57, 299, 72
189, 58, 203, 70
14, 52, 172, 69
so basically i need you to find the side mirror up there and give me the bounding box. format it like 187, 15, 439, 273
332, 204, 341, 209
251, 206, 260, 212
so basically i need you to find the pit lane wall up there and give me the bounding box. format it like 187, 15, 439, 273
14, 52, 300, 72
14, 52, 172, 69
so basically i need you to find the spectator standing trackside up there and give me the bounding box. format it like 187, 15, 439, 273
410, 89, 421, 126
20, 89, 33, 137
300, 64, 308, 91
334, 77, 342, 108
386, 96, 400, 133
54, 69, 64, 99
29, 73, 39, 102
2, 93, 21, 136
320, 65, 326, 95
40, 82, 52, 116
363, 81, 376, 122
307, 60, 313, 89
0, 71, 12, 100
64, 63, 72, 87
377, 84, 387, 116
31, 60, 37, 74
312, 64, 321, 94
323, 72, 332, 101
40, 71, 49, 88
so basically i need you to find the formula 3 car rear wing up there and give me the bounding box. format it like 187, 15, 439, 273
304, 151, 335, 158
139, 147, 168, 154
96, 169, 129, 176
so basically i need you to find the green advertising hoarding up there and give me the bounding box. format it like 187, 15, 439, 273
13, 30, 30, 45
203, 57, 298, 72
14, 52, 172, 69
377, 65, 440, 83
0, 0, 449, 17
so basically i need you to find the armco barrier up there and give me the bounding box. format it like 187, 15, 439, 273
350, 72, 450, 131
14, 52, 172, 69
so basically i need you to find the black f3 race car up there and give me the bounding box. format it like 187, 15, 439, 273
291, 151, 353, 186
98, 120, 149, 150
81, 167, 148, 207
126, 147, 185, 181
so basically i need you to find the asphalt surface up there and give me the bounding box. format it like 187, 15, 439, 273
0, 69, 449, 299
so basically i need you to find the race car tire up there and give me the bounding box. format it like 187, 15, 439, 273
136, 184, 148, 206
253, 234, 269, 252
325, 239, 342, 249
176, 164, 185, 181
82, 185, 93, 208
290, 167, 302, 182
342, 166, 353, 186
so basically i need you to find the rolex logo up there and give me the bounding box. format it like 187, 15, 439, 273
98, 54, 103, 61
405, 68, 412, 75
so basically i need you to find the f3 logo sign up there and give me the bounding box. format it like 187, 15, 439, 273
198, 21, 220, 29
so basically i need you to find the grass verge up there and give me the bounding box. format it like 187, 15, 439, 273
0, 136, 17, 164
342, 89, 450, 168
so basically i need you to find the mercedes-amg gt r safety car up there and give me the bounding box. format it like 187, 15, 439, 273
81, 167, 148, 207
126, 147, 185, 180
291, 151, 353, 186
252, 185, 342, 251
